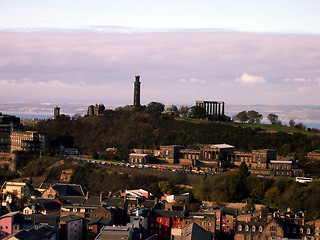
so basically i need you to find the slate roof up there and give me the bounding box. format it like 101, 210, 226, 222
183, 222, 212, 240
103, 198, 125, 208
58, 196, 85, 205
52, 183, 85, 196
83, 197, 102, 206
28, 199, 61, 211
23, 214, 60, 226
152, 210, 185, 218
88, 217, 111, 226
127, 199, 155, 208
60, 214, 83, 223
3, 225, 55, 240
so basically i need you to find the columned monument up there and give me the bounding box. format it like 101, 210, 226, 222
134, 75, 141, 107
195, 100, 225, 116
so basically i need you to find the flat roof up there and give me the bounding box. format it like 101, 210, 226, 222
270, 160, 292, 164
212, 144, 234, 149
129, 153, 148, 157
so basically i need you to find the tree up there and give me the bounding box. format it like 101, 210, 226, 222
158, 181, 173, 195
190, 106, 206, 119
289, 119, 296, 127
267, 113, 279, 125
239, 162, 250, 178
234, 111, 248, 123
295, 122, 307, 130
178, 106, 190, 117
146, 102, 165, 115
247, 110, 263, 124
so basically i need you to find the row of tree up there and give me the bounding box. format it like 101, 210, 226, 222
233, 110, 282, 124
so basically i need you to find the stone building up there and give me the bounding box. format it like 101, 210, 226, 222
195, 100, 225, 116
308, 150, 320, 161
53, 106, 60, 119
0, 113, 23, 153
130, 143, 305, 177
10, 131, 48, 153
87, 104, 105, 116
235, 213, 315, 240
129, 153, 150, 165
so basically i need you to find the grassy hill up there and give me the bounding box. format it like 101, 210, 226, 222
177, 117, 320, 137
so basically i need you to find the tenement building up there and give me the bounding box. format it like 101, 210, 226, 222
0, 113, 23, 153
10, 131, 48, 153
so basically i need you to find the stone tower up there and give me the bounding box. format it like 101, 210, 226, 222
53, 106, 60, 119
134, 75, 141, 107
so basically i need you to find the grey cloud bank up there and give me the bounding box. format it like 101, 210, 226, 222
0, 30, 320, 106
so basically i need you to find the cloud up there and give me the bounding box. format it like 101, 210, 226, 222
234, 73, 267, 85
179, 78, 206, 84
1, 31, 320, 105
284, 78, 312, 83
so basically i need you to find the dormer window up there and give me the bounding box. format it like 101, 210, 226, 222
259, 226, 263, 232
307, 228, 311, 234
300, 228, 303, 234
252, 226, 256, 232
238, 225, 242, 231
245, 225, 249, 231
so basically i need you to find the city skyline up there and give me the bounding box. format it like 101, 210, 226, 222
0, 1, 320, 106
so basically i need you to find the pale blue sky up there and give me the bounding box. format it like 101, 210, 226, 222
1, 0, 320, 34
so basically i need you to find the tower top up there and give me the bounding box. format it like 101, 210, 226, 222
135, 75, 140, 82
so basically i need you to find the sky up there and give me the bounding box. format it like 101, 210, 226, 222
1, 0, 320, 107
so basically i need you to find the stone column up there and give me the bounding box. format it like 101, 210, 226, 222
218, 103, 221, 115
222, 102, 225, 115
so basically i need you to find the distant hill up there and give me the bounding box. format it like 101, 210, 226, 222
2, 103, 320, 128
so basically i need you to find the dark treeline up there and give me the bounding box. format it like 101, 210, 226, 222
35, 109, 320, 158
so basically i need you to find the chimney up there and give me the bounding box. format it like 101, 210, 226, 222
85, 191, 89, 200
100, 191, 104, 202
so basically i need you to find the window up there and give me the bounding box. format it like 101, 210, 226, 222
208, 222, 211, 227
270, 226, 276, 231
259, 226, 263, 232
293, 227, 296, 234
286, 227, 290, 233
252, 226, 256, 232
300, 228, 304, 234
307, 228, 311, 234
159, 218, 162, 222
245, 225, 249, 231
238, 225, 242, 231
